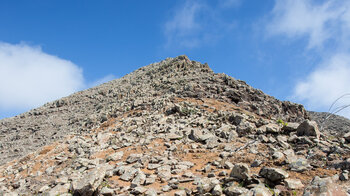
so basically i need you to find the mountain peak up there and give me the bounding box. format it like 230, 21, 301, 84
2, 56, 349, 195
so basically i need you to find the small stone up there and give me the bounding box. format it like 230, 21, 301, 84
224, 161, 234, 169
211, 184, 223, 196
147, 163, 161, 170
282, 122, 299, 133
120, 167, 138, 181
48, 184, 71, 196
224, 185, 249, 196
145, 175, 157, 185
218, 171, 228, 176
182, 172, 194, 178
162, 185, 171, 192
251, 160, 262, 167
100, 186, 114, 196
343, 132, 350, 143
340, 172, 349, 181
131, 171, 146, 186
265, 123, 280, 133
284, 179, 304, 189
248, 184, 272, 196
259, 167, 289, 182
39, 185, 50, 193
174, 190, 186, 196
126, 154, 142, 164
144, 188, 157, 196
131, 186, 147, 194
288, 158, 311, 172
272, 151, 284, 161
208, 173, 215, 178
106, 151, 124, 162
230, 163, 250, 180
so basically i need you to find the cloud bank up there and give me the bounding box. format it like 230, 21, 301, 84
268, 0, 350, 118
0, 42, 84, 112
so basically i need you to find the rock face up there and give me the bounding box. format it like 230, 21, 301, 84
0, 55, 349, 195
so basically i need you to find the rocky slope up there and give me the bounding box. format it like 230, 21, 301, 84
0, 55, 349, 196
309, 111, 350, 136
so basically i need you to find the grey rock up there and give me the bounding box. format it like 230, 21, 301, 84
282, 122, 299, 133
218, 171, 228, 176
272, 151, 284, 161
100, 186, 114, 196
131, 171, 146, 186
126, 154, 142, 164
230, 163, 250, 180
47, 183, 70, 196
296, 120, 320, 139
265, 123, 281, 133
251, 160, 262, 167
162, 185, 171, 192
106, 151, 124, 162
174, 190, 186, 196
248, 184, 272, 196
211, 184, 223, 196
343, 132, 350, 143
147, 163, 161, 170
131, 186, 147, 195
289, 158, 311, 172
224, 185, 249, 196
259, 167, 289, 182
303, 176, 347, 196
284, 178, 304, 189
71, 166, 106, 196
339, 171, 348, 181
145, 175, 157, 185
120, 167, 138, 181
144, 188, 158, 196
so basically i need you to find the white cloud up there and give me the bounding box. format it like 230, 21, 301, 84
0, 42, 85, 111
267, 0, 350, 118
268, 0, 350, 49
293, 54, 350, 117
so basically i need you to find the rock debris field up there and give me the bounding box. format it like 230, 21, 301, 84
1, 55, 350, 195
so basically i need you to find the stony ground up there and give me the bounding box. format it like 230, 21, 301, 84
1, 56, 350, 196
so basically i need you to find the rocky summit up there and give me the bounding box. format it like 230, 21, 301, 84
0, 55, 349, 196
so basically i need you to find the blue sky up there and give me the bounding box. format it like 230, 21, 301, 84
1, 0, 350, 119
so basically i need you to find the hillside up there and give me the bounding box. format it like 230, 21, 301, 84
309, 111, 350, 136
0, 56, 349, 196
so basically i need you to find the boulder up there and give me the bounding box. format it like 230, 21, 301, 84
230, 163, 251, 180
259, 167, 289, 182
296, 120, 320, 139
